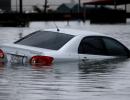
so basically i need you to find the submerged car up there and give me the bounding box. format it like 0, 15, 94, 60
0, 28, 130, 66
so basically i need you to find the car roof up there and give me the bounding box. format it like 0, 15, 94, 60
44, 28, 105, 37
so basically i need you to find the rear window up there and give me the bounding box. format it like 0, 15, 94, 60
15, 31, 74, 50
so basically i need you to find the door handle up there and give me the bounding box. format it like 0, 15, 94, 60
83, 57, 87, 59
82, 57, 88, 62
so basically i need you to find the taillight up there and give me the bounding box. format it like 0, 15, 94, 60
0, 49, 4, 58
30, 56, 54, 66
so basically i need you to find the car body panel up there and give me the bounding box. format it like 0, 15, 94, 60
79, 53, 117, 62
44, 28, 105, 36
0, 28, 129, 65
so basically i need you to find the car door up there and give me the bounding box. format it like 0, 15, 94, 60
78, 36, 129, 62
78, 36, 109, 62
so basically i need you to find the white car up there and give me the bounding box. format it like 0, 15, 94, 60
0, 28, 130, 66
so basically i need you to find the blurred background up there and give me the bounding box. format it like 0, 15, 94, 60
0, 0, 130, 26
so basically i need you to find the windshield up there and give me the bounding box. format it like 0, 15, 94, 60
15, 31, 74, 50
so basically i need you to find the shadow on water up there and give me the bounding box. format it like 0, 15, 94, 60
78, 57, 129, 74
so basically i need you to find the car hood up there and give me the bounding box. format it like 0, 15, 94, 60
0, 43, 56, 57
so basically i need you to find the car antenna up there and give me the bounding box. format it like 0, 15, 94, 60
18, 25, 23, 39
54, 22, 60, 32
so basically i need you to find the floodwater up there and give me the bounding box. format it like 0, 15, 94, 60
0, 21, 130, 100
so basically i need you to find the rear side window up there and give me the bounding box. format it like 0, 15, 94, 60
15, 31, 74, 50
78, 37, 106, 55
103, 37, 128, 56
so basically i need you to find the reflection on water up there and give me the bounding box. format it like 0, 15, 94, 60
0, 58, 130, 100
0, 21, 130, 100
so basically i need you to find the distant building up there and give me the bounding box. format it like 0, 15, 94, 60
0, 0, 11, 11
57, 4, 72, 13
56, 0, 76, 13
72, 4, 83, 13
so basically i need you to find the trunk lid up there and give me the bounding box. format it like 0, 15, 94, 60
0, 43, 55, 64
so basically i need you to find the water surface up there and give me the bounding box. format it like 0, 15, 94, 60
0, 21, 130, 100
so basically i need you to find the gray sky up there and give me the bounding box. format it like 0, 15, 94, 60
11, 0, 78, 11
11, 0, 98, 10
12, 0, 72, 10
11, 0, 130, 12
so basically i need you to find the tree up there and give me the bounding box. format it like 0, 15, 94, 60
43, 0, 48, 13
19, 0, 23, 13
